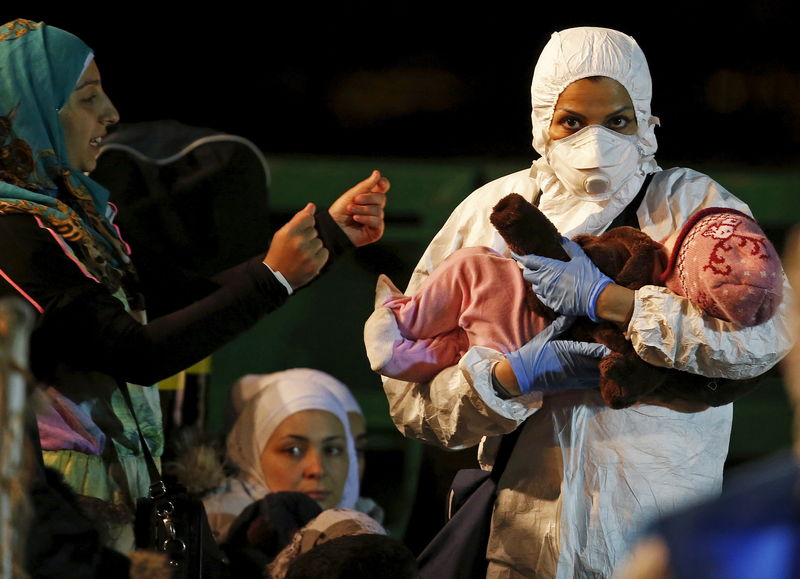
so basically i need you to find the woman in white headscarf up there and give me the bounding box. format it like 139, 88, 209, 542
365, 26, 794, 577
230, 369, 384, 521
203, 370, 360, 543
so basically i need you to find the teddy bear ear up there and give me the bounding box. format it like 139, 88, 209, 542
614, 242, 669, 290
490, 193, 569, 260
581, 227, 666, 290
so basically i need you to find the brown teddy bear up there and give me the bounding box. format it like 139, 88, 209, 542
490, 193, 781, 408
365, 193, 781, 409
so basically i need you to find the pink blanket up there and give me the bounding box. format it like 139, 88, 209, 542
380, 247, 548, 382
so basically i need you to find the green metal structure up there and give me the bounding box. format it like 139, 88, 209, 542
207, 156, 799, 537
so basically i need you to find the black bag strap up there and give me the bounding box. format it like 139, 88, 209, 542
119, 383, 167, 497
530, 171, 653, 231
606, 172, 654, 231
493, 172, 655, 481
121, 386, 231, 579
489, 423, 524, 483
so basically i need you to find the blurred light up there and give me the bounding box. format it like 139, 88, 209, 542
328, 66, 467, 126
706, 69, 749, 114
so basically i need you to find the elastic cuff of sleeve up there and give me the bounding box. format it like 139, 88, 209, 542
315, 208, 355, 258
505, 351, 531, 395
263, 263, 293, 295
490, 362, 516, 400
587, 277, 613, 323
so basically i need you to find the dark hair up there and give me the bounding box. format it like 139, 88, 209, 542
284, 534, 419, 579
0, 110, 37, 191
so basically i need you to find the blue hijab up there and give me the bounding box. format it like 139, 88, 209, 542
0, 19, 133, 291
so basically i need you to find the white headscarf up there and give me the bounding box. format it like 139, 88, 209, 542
529, 27, 662, 237
226, 370, 360, 510
230, 369, 363, 417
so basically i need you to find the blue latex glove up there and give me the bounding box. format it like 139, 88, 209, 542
505, 315, 611, 395
513, 237, 613, 322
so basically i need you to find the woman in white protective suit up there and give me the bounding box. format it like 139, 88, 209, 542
364, 26, 794, 578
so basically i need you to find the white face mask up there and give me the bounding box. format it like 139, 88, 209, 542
546, 125, 641, 201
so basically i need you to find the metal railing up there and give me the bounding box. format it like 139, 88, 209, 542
0, 298, 34, 579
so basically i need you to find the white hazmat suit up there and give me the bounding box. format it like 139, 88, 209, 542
364, 27, 794, 578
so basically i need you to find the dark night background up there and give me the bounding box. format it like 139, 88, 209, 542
7, 2, 800, 167
5, 3, 800, 544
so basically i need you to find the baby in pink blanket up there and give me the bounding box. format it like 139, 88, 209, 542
373, 245, 548, 383
366, 194, 782, 407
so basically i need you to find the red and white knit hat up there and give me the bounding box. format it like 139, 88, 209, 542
661, 208, 783, 327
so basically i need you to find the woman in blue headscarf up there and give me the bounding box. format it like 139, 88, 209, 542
0, 18, 389, 551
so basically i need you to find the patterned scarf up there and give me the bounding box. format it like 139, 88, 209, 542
0, 19, 139, 301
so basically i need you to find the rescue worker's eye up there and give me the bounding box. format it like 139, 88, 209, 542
606, 115, 632, 131
561, 117, 582, 130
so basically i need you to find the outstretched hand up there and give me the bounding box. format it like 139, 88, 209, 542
328, 170, 390, 247
263, 203, 329, 290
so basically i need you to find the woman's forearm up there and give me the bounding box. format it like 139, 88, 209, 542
595, 283, 635, 327
492, 359, 522, 397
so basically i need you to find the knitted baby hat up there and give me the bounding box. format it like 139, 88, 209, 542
661, 208, 782, 327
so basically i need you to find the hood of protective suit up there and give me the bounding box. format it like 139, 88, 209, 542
531, 27, 658, 159
529, 27, 660, 236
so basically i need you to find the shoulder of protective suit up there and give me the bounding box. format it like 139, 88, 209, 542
651, 166, 735, 197
648, 166, 752, 216
651, 166, 715, 188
